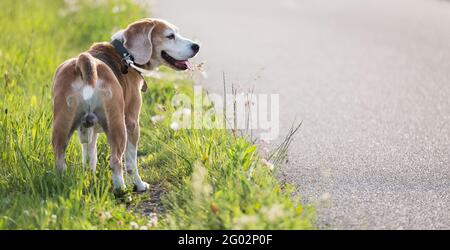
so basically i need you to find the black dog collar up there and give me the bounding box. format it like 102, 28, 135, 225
110, 39, 148, 92
110, 39, 134, 74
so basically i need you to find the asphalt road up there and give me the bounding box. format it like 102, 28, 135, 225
154, 0, 450, 229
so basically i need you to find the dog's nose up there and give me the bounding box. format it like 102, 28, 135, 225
191, 43, 200, 53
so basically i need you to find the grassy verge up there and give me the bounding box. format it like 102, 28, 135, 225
0, 0, 314, 229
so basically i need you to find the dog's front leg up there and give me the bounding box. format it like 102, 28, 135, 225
125, 121, 150, 192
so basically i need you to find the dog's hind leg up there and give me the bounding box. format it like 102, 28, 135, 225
107, 120, 127, 192
106, 108, 127, 192
87, 133, 98, 173
79, 128, 98, 173
52, 111, 76, 174
53, 134, 70, 174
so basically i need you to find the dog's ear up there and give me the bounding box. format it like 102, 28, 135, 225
122, 20, 155, 65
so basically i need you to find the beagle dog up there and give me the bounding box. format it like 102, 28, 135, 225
52, 18, 200, 192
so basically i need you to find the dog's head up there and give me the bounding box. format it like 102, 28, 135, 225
112, 18, 200, 70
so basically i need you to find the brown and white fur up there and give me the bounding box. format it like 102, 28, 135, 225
52, 18, 199, 192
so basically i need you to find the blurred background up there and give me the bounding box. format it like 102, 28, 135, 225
154, 0, 450, 229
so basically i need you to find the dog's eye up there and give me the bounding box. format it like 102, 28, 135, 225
166, 34, 175, 40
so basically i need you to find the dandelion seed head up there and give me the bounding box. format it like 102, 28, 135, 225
104, 211, 112, 219
112, 4, 126, 13
50, 214, 58, 223
150, 115, 165, 124
170, 121, 180, 131
261, 204, 285, 222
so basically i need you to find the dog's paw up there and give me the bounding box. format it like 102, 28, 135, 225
134, 181, 150, 193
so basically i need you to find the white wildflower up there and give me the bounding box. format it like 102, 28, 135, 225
98, 211, 109, 222
147, 213, 158, 227
104, 211, 112, 220
261, 204, 285, 222
50, 214, 57, 223
233, 215, 258, 230
112, 4, 126, 13
139, 225, 148, 230
147, 213, 158, 228
261, 159, 275, 171
130, 221, 139, 230
150, 115, 165, 124
170, 121, 180, 131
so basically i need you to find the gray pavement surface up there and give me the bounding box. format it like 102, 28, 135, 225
154, 0, 450, 229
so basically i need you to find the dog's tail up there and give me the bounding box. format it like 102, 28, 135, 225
76, 53, 97, 100
76, 53, 99, 128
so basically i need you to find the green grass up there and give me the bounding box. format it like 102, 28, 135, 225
0, 0, 315, 229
